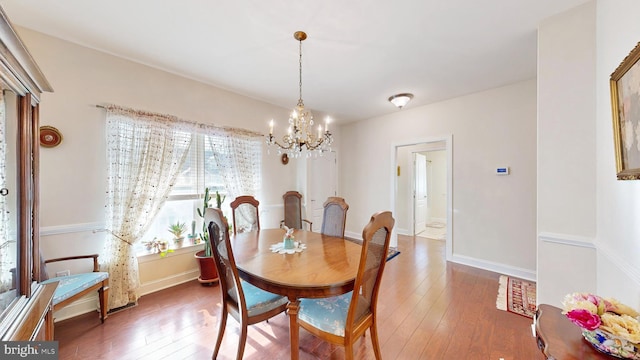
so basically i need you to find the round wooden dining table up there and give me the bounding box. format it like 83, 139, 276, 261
232, 228, 363, 360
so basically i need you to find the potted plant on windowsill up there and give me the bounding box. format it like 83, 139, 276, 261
168, 221, 186, 246
194, 188, 219, 285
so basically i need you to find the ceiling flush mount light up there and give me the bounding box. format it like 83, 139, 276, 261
266, 31, 333, 158
388, 93, 414, 109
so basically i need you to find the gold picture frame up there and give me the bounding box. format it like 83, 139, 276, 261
611, 41, 640, 180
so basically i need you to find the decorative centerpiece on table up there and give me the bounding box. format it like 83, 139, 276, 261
283, 226, 295, 249
562, 292, 640, 359
269, 226, 306, 254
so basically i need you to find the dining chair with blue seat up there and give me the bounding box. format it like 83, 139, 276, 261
320, 196, 349, 238
298, 210, 395, 360
230, 195, 261, 235
206, 207, 288, 360
280, 190, 312, 231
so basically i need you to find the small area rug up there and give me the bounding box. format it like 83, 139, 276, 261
386, 248, 400, 262
496, 275, 536, 319
346, 237, 400, 262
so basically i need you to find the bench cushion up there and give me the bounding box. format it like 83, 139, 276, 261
42, 272, 109, 305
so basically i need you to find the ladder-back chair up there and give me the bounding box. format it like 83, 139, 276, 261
298, 211, 395, 360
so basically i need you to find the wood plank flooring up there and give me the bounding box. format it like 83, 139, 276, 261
54, 235, 541, 359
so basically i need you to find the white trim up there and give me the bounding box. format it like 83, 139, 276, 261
51, 294, 100, 323
451, 254, 536, 282
390, 134, 453, 260
345, 230, 361, 241
40, 222, 105, 236
395, 228, 410, 236
260, 204, 284, 212
594, 239, 640, 286
138, 270, 200, 296
137, 243, 204, 263
538, 232, 596, 249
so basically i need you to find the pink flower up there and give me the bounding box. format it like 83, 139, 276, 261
566, 309, 601, 330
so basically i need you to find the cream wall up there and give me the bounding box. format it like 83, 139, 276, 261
16, 27, 339, 320
596, 0, 640, 307
537, 2, 598, 306
538, 0, 640, 309
341, 80, 537, 279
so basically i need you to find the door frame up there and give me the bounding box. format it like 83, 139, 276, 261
390, 135, 453, 261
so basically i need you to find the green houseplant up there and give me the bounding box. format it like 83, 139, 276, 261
168, 221, 186, 244
194, 188, 219, 284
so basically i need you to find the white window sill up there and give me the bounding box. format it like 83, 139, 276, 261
137, 241, 204, 263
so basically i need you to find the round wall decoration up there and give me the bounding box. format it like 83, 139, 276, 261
39, 126, 63, 147
281, 153, 289, 165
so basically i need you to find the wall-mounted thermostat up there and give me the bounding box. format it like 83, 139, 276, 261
496, 167, 510, 175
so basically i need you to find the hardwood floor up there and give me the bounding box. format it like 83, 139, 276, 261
54, 235, 541, 359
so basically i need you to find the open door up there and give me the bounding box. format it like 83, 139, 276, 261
414, 152, 427, 235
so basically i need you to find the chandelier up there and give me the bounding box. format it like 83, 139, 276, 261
266, 31, 333, 157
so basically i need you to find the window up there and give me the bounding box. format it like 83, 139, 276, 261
136, 131, 256, 255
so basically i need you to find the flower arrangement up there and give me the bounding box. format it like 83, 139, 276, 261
562, 292, 640, 358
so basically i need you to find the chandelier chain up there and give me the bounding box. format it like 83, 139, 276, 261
298, 38, 303, 107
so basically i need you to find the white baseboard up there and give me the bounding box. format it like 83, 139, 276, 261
52, 295, 100, 322
344, 230, 361, 241
428, 217, 446, 224
450, 254, 536, 282
138, 269, 200, 296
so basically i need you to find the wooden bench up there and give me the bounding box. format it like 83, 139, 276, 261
40, 254, 109, 322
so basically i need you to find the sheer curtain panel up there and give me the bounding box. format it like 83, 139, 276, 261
102, 105, 194, 310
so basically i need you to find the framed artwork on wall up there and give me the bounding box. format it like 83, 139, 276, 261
611, 41, 640, 180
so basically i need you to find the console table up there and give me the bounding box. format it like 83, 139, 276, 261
535, 304, 611, 359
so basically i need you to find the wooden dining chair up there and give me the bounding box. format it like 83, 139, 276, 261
230, 195, 260, 235
320, 196, 349, 238
280, 191, 312, 231
298, 211, 395, 360
206, 208, 288, 360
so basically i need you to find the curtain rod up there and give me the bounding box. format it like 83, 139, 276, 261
94, 103, 264, 137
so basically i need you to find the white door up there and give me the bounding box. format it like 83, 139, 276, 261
309, 151, 337, 232
414, 152, 427, 235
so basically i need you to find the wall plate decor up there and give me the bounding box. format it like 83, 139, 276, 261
281, 153, 289, 165
39, 126, 63, 147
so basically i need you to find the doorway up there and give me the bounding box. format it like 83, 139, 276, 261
413, 150, 447, 238
391, 136, 452, 261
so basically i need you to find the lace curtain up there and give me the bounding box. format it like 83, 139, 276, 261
203, 126, 262, 226
103, 105, 195, 310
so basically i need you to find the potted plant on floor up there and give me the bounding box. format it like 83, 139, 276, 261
194, 188, 219, 285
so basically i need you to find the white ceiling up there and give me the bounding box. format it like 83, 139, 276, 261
0, 0, 589, 123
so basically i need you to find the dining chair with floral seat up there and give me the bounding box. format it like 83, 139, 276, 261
297, 211, 395, 360
230, 195, 260, 236
206, 208, 288, 360
280, 191, 312, 231
320, 196, 349, 238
